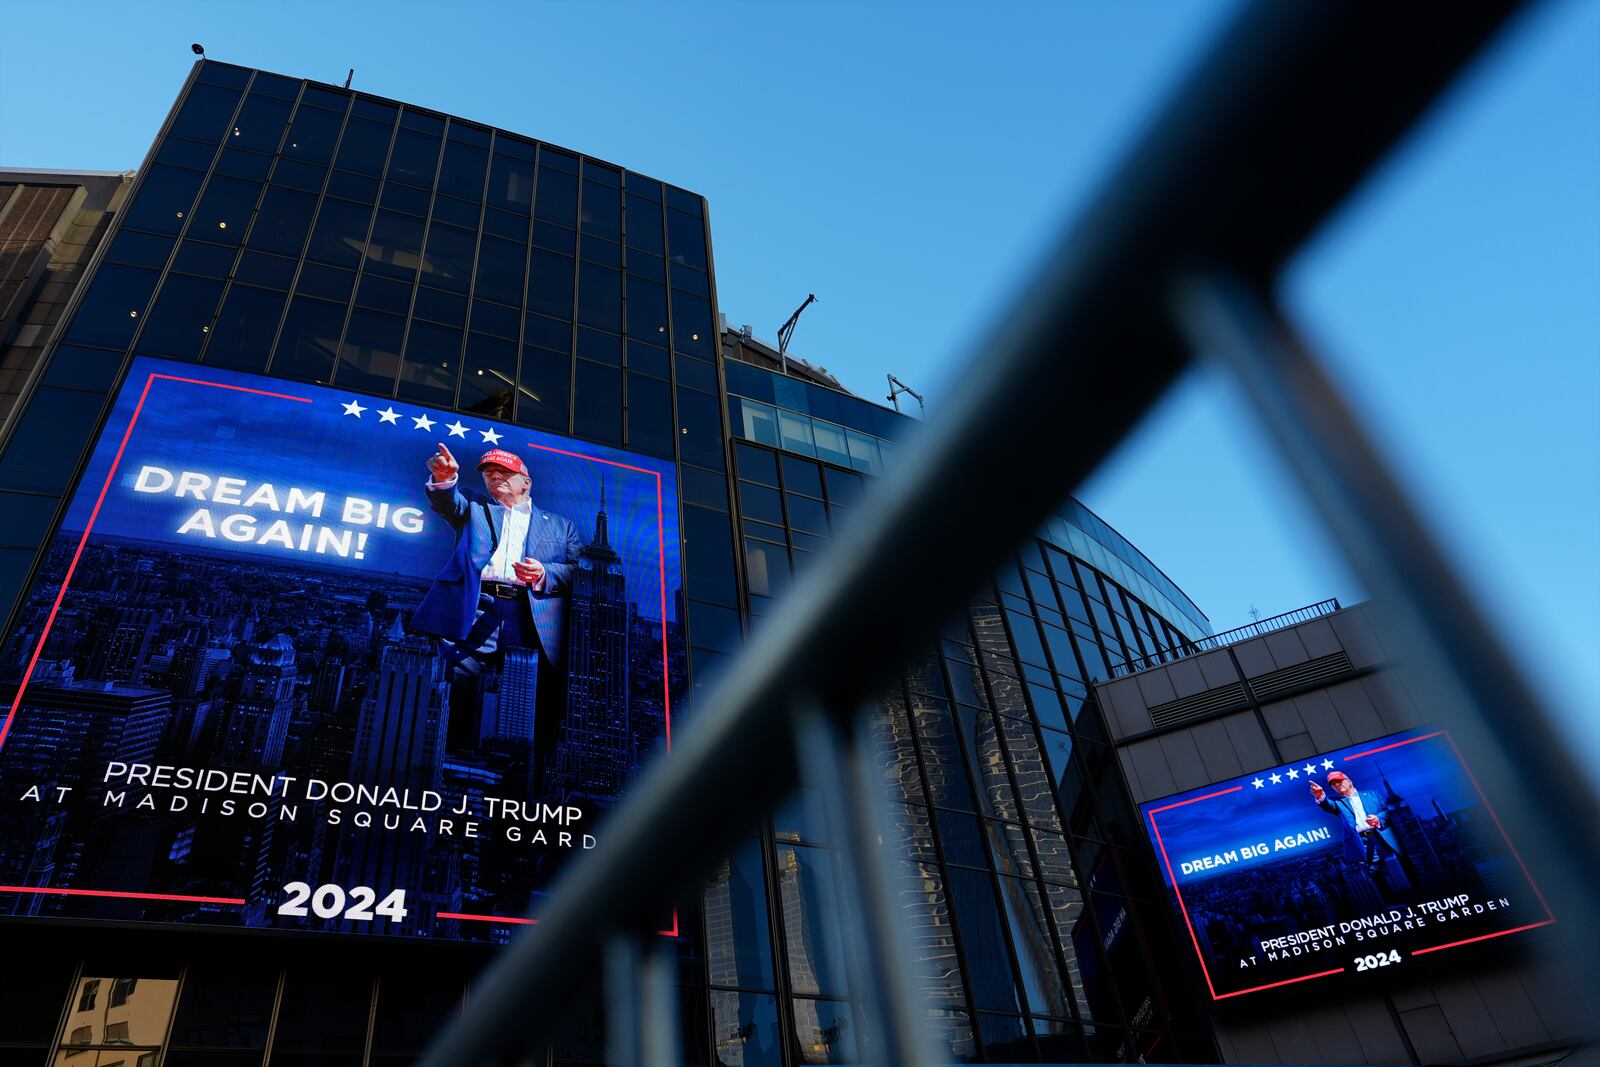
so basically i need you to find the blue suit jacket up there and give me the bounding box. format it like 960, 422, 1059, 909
410, 482, 582, 666
1318, 789, 1403, 862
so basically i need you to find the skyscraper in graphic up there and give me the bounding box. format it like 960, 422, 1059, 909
555, 484, 631, 798
218, 634, 298, 767
81, 607, 159, 684
336, 617, 453, 934
489, 647, 539, 744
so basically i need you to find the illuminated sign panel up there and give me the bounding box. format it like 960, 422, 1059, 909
1139, 727, 1554, 1000
0, 356, 686, 940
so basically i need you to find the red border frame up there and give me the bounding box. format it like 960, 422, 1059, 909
1145, 729, 1555, 1001
0, 369, 683, 938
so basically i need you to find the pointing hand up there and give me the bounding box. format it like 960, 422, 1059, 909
427, 442, 459, 481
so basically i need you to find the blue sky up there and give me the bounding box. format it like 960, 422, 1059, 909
2, 2, 1593, 750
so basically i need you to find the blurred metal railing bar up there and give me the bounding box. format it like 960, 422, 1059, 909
418, 3, 1527, 1063
794, 704, 939, 1067
1177, 271, 1600, 984
605, 935, 680, 1067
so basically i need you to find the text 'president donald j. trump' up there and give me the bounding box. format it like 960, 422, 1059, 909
411, 443, 581, 770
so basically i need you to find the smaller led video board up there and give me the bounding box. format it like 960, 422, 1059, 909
1139, 727, 1554, 1000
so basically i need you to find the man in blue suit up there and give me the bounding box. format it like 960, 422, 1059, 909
412, 443, 581, 770
1310, 771, 1411, 898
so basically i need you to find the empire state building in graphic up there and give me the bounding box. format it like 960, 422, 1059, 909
554, 482, 631, 799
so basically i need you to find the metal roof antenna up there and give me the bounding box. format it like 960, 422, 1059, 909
776, 293, 816, 377
344, 68, 355, 89
887, 373, 925, 418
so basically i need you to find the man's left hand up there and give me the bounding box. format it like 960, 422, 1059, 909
1366, 815, 1380, 828
513, 557, 546, 587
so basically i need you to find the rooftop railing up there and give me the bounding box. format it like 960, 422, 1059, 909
418, 3, 1599, 1065
1112, 597, 1342, 678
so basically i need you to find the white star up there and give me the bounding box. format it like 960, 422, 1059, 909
445, 420, 470, 438
1252, 777, 1265, 790
1322, 758, 1335, 770
377, 406, 400, 425
1303, 763, 1318, 777
480, 427, 503, 445
341, 400, 366, 418
1286, 767, 1299, 779
412, 413, 436, 432
1269, 772, 1282, 784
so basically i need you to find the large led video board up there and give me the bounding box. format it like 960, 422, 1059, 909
1139, 727, 1554, 1000
0, 356, 686, 941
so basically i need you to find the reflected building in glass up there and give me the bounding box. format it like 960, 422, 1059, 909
0, 58, 1313, 1066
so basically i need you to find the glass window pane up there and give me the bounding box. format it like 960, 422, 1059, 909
214, 146, 271, 182
168, 967, 276, 1049
386, 128, 441, 188
419, 223, 476, 293
739, 400, 778, 448
777, 412, 816, 457
283, 105, 343, 165
361, 210, 424, 280
458, 333, 516, 418
573, 360, 622, 444
626, 373, 673, 458
204, 284, 285, 372
334, 117, 394, 176
136, 275, 225, 361
271, 971, 371, 1051
517, 346, 568, 431
524, 312, 571, 354
774, 845, 848, 996
735, 443, 778, 485
677, 387, 724, 470
305, 198, 375, 268
844, 429, 881, 475
625, 194, 663, 254
580, 180, 620, 240
667, 207, 707, 270
669, 290, 713, 358
122, 165, 205, 236
704, 838, 774, 990
170, 84, 241, 142
473, 236, 526, 307
437, 140, 487, 201
709, 991, 781, 1067
487, 153, 533, 213
533, 167, 577, 227
270, 295, 345, 383
64, 265, 160, 349
336, 308, 404, 395
190, 176, 258, 246
0, 387, 105, 491
229, 93, 291, 153
626, 278, 669, 342
61, 975, 179, 1045
155, 136, 217, 171
683, 505, 737, 606
246, 185, 316, 256
398, 320, 461, 407
790, 1000, 858, 1066
105, 231, 174, 269
526, 249, 574, 319
576, 262, 621, 332
355, 274, 412, 315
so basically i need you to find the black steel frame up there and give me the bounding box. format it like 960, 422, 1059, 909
419, 1, 1595, 1063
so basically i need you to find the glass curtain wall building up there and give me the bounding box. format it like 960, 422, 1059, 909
0, 61, 1219, 1065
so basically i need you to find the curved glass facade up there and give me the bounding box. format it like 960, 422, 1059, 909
0, 60, 1216, 1065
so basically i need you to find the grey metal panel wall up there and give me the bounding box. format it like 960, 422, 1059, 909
1098, 603, 1595, 1064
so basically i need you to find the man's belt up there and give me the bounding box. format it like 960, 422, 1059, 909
483, 581, 524, 600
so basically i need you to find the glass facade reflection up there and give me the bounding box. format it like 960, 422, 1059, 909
0, 60, 1220, 1065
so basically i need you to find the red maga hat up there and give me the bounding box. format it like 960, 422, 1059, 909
1325, 771, 1350, 783
476, 449, 528, 476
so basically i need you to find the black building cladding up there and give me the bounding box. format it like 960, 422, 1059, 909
0, 61, 1238, 1065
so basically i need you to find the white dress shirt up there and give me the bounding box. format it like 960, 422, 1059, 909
428, 476, 544, 589
1343, 791, 1370, 827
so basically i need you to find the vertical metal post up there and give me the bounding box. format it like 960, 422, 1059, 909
793, 701, 935, 1067
1175, 272, 1600, 990
605, 933, 681, 1067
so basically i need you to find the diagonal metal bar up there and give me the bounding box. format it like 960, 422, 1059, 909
417, 3, 1530, 1063
1177, 271, 1600, 998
